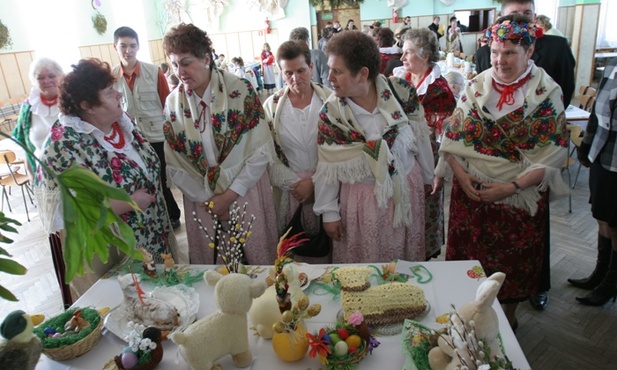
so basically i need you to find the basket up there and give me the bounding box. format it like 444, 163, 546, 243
43, 315, 103, 361
35, 308, 104, 361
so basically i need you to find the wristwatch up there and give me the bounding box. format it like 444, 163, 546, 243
512, 181, 522, 194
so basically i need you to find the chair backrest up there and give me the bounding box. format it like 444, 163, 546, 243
579, 95, 595, 112
566, 124, 584, 148
0, 150, 16, 164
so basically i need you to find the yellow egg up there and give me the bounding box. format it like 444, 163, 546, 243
345, 334, 362, 348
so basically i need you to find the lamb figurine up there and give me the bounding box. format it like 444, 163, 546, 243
171, 270, 267, 370
248, 262, 306, 339
428, 272, 506, 370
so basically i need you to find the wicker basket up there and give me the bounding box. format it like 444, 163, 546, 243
42, 315, 103, 361
325, 339, 369, 367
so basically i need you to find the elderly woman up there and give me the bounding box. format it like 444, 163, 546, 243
536, 15, 565, 38
393, 28, 456, 259
36, 58, 178, 299
13, 58, 64, 179
314, 31, 434, 263
162, 23, 278, 265
438, 15, 569, 328
264, 40, 332, 262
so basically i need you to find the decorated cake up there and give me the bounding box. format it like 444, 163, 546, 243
334, 266, 426, 326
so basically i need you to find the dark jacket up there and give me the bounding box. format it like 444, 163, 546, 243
474, 34, 575, 106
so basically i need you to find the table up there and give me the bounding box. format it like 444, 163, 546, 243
36, 261, 530, 370
565, 104, 591, 130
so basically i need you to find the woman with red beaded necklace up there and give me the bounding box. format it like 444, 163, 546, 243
392, 28, 457, 260
35, 59, 178, 300
437, 14, 569, 330
13, 58, 64, 180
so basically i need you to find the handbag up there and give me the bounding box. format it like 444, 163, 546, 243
284, 204, 331, 257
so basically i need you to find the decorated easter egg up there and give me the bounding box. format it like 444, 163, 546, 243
52, 333, 62, 338
43, 327, 56, 335
322, 333, 332, 343
329, 333, 341, 344
334, 340, 349, 356
345, 334, 362, 348
122, 346, 135, 354
121, 352, 138, 369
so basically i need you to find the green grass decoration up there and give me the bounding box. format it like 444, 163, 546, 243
34, 307, 101, 348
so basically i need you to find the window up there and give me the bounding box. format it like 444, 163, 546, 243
597, 0, 617, 49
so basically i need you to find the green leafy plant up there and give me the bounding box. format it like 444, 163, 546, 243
0, 18, 13, 50
0, 212, 26, 301
0, 132, 141, 301
92, 11, 107, 35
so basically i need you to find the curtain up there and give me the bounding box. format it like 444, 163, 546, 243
597, 0, 617, 48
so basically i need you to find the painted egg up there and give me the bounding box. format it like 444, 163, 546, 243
334, 340, 349, 356
322, 333, 332, 343
43, 327, 56, 335
121, 352, 138, 369
122, 346, 135, 354
52, 333, 62, 338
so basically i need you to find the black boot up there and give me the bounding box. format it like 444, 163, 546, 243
576, 249, 617, 306
568, 235, 612, 289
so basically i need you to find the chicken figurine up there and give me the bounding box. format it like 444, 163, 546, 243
64, 309, 90, 333
0, 310, 45, 370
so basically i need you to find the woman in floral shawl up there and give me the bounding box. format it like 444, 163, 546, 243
314, 31, 434, 263
36, 59, 178, 299
163, 23, 278, 265
264, 41, 332, 263
393, 28, 457, 259
437, 15, 569, 329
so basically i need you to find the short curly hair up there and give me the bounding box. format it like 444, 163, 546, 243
59, 58, 115, 117
325, 31, 380, 82
163, 23, 214, 68
401, 28, 440, 64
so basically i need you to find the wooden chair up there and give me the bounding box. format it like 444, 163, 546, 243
0, 150, 35, 221
563, 124, 584, 212
578, 85, 597, 98
579, 95, 596, 112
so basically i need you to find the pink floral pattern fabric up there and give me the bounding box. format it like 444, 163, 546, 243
39, 120, 176, 262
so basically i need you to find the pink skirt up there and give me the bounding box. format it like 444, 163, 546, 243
332, 164, 425, 263
184, 172, 279, 265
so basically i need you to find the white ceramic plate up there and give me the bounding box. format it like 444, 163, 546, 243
104, 284, 199, 341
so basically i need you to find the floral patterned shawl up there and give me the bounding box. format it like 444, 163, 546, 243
163, 69, 274, 196
35, 113, 177, 261
316, 75, 429, 227
438, 64, 569, 215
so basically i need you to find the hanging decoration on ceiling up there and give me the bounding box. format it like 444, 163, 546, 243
202, 0, 230, 25
92, 11, 107, 35
387, 0, 408, 10
438, 0, 456, 6
308, 0, 364, 11
247, 0, 288, 20
0, 19, 12, 50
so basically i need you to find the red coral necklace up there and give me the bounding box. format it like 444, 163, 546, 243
104, 122, 126, 149
40, 94, 58, 107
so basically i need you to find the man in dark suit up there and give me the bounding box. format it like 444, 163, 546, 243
474, 0, 575, 107
475, 0, 575, 311
428, 16, 442, 42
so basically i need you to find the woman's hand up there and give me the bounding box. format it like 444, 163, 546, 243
131, 188, 156, 211
430, 176, 444, 195
290, 178, 314, 204
205, 189, 239, 221
477, 182, 516, 203
324, 221, 344, 241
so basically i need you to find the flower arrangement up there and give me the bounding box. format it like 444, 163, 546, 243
193, 201, 255, 274
114, 324, 163, 370
273, 228, 309, 312
0, 19, 13, 49
485, 19, 543, 46
307, 310, 380, 370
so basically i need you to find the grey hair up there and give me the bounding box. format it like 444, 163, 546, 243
29, 57, 64, 86
401, 28, 440, 64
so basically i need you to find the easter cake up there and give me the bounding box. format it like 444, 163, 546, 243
334, 266, 426, 326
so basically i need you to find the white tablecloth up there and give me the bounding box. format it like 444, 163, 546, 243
36, 261, 530, 370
